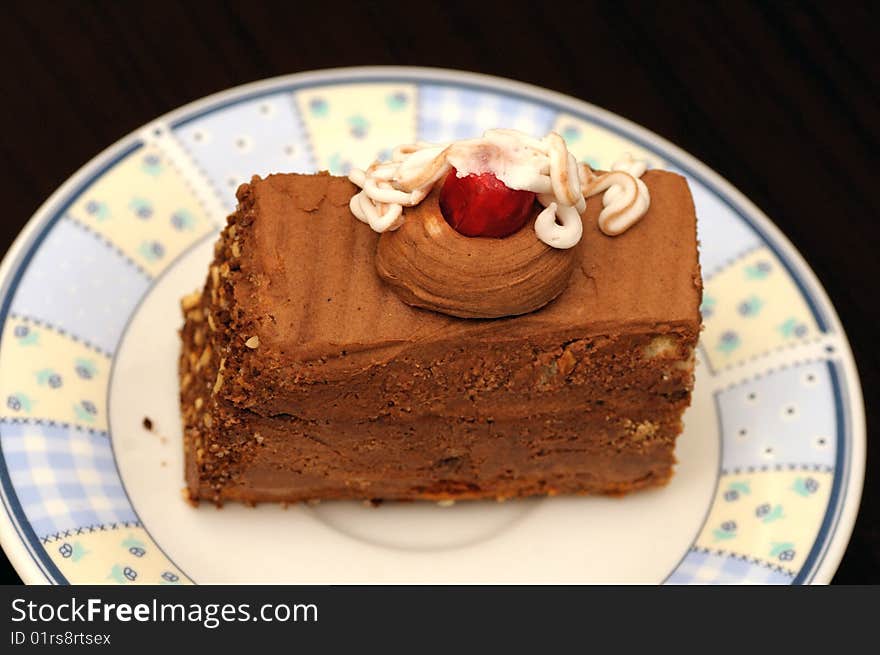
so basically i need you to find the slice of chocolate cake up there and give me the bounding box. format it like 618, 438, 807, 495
180, 157, 702, 504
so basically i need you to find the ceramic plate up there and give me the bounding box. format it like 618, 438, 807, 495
0, 67, 864, 585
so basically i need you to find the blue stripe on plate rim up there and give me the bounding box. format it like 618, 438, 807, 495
0, 67, 865, 585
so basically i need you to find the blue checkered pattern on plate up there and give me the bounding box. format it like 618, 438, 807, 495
418, 85, 557, 142
0, 422, 135, 539
666, 548, 794, 584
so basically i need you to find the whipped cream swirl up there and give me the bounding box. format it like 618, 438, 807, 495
348, 129, 650, 249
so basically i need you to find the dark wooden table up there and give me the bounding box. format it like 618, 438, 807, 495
0, 1, 876, 584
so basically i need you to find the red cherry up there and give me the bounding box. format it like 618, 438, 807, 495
439, 169, 536, 238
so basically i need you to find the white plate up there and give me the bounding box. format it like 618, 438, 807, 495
0, 67, 865, 584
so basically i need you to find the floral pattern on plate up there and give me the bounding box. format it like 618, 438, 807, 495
67, 146, 214, 276
45, 526, 189, 585
694, 469, 833, 575
551, 113, 665, 171
295, 83, 418, 174
0, 318, 110, 432
702, 246, 821, 372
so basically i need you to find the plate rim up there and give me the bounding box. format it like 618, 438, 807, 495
0, 65, 865, 585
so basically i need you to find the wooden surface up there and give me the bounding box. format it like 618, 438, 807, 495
0, 1, 877, 583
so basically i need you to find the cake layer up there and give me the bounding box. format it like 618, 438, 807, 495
187, 288, 694, 420
193, 445, 675, 503
203, 170, 701, 419
182, 320, 682, 504
184, 402, 682, 504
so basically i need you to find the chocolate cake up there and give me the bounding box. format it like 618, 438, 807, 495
180, 154, 702, 504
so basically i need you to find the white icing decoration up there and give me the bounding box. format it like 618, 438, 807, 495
348, 129, 651, 248
595, 153, 651, 236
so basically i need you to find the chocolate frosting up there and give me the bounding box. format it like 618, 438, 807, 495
229, 170, 700, 378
